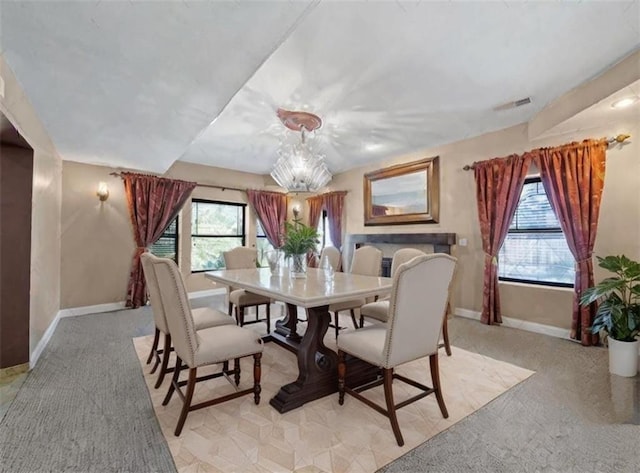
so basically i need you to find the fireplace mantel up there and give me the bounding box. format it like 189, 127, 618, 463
343, 233, 457, 271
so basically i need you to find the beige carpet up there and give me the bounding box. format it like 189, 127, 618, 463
133, 325, 533, 473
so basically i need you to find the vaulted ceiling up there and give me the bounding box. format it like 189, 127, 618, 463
1, 1, 639, 175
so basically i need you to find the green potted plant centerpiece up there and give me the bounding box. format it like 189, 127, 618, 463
580, 255, 640, 377
281, 215, 319, 279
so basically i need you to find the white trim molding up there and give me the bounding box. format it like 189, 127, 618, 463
454, 308, 572, 340
30, 309, 62, 369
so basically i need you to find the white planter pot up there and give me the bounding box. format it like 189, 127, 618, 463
608, 338, 639, 377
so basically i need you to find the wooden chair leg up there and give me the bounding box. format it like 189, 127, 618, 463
146, 327, 160, 365
383, 368, 404, 447
239, 306, 245, 327
150, 354, 161, 375
175, 367, 197, 436
162, 356, 182, 406
334, 312, 340, 339
155, 333, 172, 389
442, 315, 452, 356
359, 314, 364, 328
223, 361, 229, 372
253, 353, 262, 404
338, 350, 346, 405
234, 358, 241, 386
350, 309, 359, 330
228, 302, 233, 316
266, 303, 271, 333
430, 354, 449, 419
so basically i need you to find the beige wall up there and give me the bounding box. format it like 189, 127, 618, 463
1, 54, 63, 356
328, 118, 640, 330
60, 161, 135, 308
30, 151, 62, 352
59, 160, 280, 307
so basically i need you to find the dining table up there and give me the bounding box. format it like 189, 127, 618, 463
205, 267, 393, 413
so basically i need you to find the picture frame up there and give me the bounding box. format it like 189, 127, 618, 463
363, 156, 439, 226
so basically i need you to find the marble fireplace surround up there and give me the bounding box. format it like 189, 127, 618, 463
343, 233, 457, 274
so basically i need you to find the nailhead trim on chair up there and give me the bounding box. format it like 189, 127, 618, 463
153, 259, 200, 363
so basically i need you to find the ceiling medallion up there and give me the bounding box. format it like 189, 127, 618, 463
271, 108, 332, 192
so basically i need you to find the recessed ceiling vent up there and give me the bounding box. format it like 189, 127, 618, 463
494, 96, 531, 111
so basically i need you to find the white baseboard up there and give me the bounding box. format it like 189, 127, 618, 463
454, 307, 572, 340
29, 288, 227, 369
30, 309, 62, 369
61, 301, 126, 317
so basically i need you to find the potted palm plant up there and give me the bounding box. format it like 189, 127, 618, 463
282, 216, 319, 279
580, 255, 640, 377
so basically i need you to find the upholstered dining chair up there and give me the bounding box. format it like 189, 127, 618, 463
337, 254, 457, 446
151, 256, 264, 436
319, 246, 341, 272
141, 252, 236, 389
328, 245, 382, 338
223, 247, 272, 332
359, 248, 453, 356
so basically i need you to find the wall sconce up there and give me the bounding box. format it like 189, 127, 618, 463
96, 182, 109, 201
292, 202, 301, 218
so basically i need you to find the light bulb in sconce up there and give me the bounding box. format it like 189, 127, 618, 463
97, 182, 109, 201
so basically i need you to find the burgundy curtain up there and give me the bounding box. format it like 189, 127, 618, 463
536, 139, 607, 346
122, 172, 196, 308
307, 195, 324, 230
324, 191, 347, 249
247, 189, 287, 248
474, 154, 532, 324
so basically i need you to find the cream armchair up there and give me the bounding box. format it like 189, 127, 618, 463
319, 246, 341, 272
151, 256, 264, 436
328, 245, 382, 338
359, 248, 425, 326
337, 254, 457, 446
223, 247, 272, 332
359, 248, 452, 356
141, 252, 236, 389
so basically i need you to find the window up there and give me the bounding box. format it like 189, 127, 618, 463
191, 200, 246, 272
316, 210, 333, 252
256, 220, 275, 267
149, 216, 178, 262
498, 178, 574, 287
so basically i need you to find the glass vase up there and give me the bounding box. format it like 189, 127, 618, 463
290, 253, 307, 278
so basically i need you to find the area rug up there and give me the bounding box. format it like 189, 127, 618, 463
133, 326, 534, 473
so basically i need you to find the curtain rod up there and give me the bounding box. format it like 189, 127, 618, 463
108, 172, 346, 195
461, 134, 631, 171
108, 172, 247, 192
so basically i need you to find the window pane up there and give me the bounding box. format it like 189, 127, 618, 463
150, 236, 177, 260
192, 202, 243, 235
499, 233, 575, 285
257, 220, 266, 237
510, 181, 561, 230
316, 214, 333, 251
150, 217, 178, 262
163, 218, 178, 235
191, 237, 243, 271
256, 237, 275, 267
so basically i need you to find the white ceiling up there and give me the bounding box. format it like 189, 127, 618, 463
1, 1, 639, 176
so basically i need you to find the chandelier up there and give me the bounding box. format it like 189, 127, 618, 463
270, 108, 332, 192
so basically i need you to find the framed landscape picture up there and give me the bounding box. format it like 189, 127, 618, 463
363, 156, 439, 226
